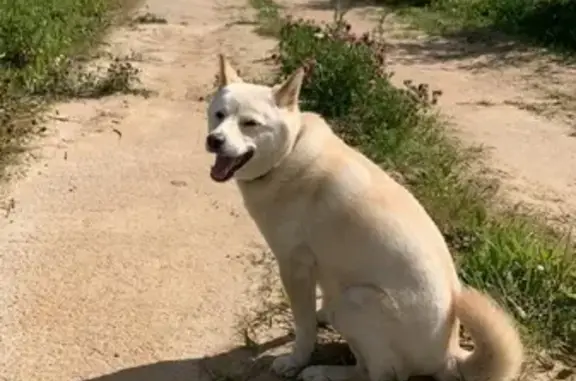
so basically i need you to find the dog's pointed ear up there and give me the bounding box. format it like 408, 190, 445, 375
273, 66, 305, 110
217, 54, 243, 88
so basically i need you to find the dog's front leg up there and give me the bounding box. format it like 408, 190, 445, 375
272, 248, 317, 378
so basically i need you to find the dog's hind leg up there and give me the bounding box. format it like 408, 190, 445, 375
325, 287, 411, 381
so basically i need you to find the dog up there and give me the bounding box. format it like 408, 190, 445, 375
204, 54, 524, 381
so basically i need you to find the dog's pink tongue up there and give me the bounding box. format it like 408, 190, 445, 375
210, 155, 235, 181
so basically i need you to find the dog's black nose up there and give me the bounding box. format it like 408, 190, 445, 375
206, 133, 225, 151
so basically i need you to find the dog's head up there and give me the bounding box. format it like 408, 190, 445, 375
205, 55, 305, 183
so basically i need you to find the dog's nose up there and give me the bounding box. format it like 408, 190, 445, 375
206, 133, 225, 152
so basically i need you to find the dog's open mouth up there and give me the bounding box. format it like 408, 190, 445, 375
210, 149, 254, 182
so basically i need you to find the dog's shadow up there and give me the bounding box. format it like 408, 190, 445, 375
84, 334, 363, 381
85, 332, 435, 381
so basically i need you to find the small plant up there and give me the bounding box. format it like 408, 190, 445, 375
133, 12, 167, 24
250, 0, 284, 37
402, 79, 443, 106
48, 58, 150, 99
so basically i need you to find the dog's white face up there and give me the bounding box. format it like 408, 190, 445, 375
206, 83, 283, 182
205, 55, 305, 182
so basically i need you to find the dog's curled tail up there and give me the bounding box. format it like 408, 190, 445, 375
453, 287, 524, 381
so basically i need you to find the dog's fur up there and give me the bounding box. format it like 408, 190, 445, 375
205, 55, 524, 381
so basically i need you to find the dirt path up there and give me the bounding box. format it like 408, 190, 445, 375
286, 1, 576, 226
0, 1, 282, 380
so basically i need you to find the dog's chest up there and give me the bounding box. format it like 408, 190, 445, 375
243, 193, 310, 254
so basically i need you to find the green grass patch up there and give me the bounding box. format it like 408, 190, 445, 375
389, 0, 576, 53
245, 4, 576, 358
0, 0, 144, 179
249, 0, 283, 37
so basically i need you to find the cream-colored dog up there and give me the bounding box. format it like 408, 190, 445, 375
205, 55, 523, 381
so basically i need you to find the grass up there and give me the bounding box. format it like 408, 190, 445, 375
387, 0, 576, 54
249, 0, 283, 37
244, 0, 576, 362
0, 0, 146, 180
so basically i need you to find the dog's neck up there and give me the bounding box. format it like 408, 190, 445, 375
235, 111, 331, 210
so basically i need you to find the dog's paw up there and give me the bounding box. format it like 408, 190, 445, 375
271, 354, 306, 378
299, 366, 329, 381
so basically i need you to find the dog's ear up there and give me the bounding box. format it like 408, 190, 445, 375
217, 54, 243, 88
273, 66, 305, 110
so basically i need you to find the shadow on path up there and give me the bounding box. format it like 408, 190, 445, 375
83, 334, 377, 381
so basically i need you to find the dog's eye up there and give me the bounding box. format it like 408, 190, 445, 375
241, 119, 258, 127
215, 111, 225, 120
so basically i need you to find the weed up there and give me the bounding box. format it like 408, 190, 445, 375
244, 6, 576, 359
47, 58, 150, 99
133, 12, 167, 24
249, 0, 284, 37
